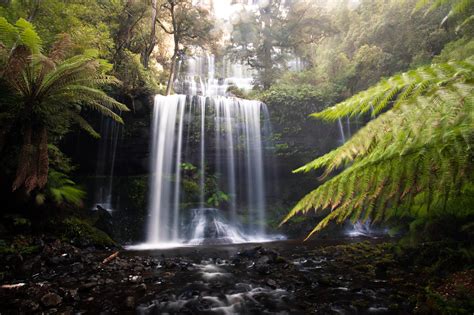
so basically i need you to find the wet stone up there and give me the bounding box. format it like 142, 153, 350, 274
125, 296, 135, 308
41, 292, 62, 307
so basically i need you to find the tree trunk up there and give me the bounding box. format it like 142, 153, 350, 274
262, 39, 273, 89
12, 126, 33, 192
12, 125, 49, 193
37, 126, 48, 189
261, 5, 273, 89
166, 44, 178, 95
141, 0, 158, 68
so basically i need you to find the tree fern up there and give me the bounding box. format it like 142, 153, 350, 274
281, 57, 474, 240
313, 58, 473, 121
0, 19, 129, 193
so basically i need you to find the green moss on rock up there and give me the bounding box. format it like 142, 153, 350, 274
62, 218, 116, 248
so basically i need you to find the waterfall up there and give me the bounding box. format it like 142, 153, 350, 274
141, 53, 275, 247
338, 107, 382, 237
337, 118, 346, 144
93, 116, 121, 212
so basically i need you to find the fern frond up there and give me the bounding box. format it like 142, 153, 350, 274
283, 60, 474, 238
67, 111, 100, 138
0, 17, 19, 48
312, 58, 474, 122
15, 18, 42, 54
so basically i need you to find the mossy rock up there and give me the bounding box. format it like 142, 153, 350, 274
0, 237, 40, 255
62, 218, 117, 248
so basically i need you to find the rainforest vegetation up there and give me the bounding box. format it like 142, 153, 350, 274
0, 0, 473, 314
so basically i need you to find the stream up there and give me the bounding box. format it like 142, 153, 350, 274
0, 236, 420, 314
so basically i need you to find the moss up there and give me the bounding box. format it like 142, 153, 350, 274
353, 264, 371, 272
128, 176, 148, 212
351, 299, 369, 309
425, 285, 474, 315
0, 239, 14, 254
62, 217, 116, 248
0, 237, 40, 255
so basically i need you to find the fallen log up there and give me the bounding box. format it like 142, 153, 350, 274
102, 251, 119, 264
1, 283, 26, 289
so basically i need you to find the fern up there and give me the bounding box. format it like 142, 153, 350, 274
415, 0, 474, 29
313, 58, 474, 122
0, 17, 19, 48
281, 56, 474, 239
0, 19, 128, 193
47, 170, 86, 206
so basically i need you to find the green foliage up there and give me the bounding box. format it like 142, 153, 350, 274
0, 0, 120, 55
282, 54, 474, 239
0, 236, 40, 255
312, 57, 474, 121
207, 191, 229, 208
114, 50, 160, 99
284, 0, 451, 95
128, 176, 148, 212
62, 217, 115, 247
261, 84, 334, 155
180, 162, 197, 172
228, 0, 332, 88
416, 0, 474, 32
39, 171, 86, 207
0, 17, 42, 53
0, 18, 128, 192
425, 284, 474, 315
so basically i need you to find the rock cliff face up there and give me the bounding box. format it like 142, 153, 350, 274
62, 95, 153, 177
62, 93, 347, 242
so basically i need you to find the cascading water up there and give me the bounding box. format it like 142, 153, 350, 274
338, 109, 386, 237
137, 54, 276, 248
93, 116, 121, 212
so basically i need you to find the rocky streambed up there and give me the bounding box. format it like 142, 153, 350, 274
0, 237, 463, 314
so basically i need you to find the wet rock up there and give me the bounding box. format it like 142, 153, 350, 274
128, 275, 143, 283
125, 296, 135, 308
21, 255, 42, 277
21, 300, 40, 312
71, 262, 84, 273
255, 257, 271, 275
105, 278, 115, 285
66, 288, 80, 301
41, 292, 62, 307
317, 276, 332, 287
237, 246, 262, 258
266, 279, 277, 288
80, 282, 97, 290
235, 283, 252, 292
137, 303, 157, 314
137, 283, 147, 293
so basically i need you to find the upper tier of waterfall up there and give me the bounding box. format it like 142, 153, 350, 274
174, 54, 255, 97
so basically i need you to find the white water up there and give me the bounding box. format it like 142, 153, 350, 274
134, 53, 277, 249
93, 116, 121, 212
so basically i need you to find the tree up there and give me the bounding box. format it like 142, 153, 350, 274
0, 18, 129, 193
228, 0, 332, 88
141, 0, 158, 69
280, 55, 474, 239
415, 0, 474, 32
156, 0, 215, 95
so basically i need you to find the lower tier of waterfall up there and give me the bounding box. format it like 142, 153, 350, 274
139, 94, 276, 248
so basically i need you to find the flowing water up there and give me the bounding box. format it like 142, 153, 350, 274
92, 116, 121, 212
133, 54, 276, 249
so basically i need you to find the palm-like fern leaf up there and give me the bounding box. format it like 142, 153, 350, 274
0, 18, 128, 192
281, 56, 474, 239
313, 58, 474, 121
